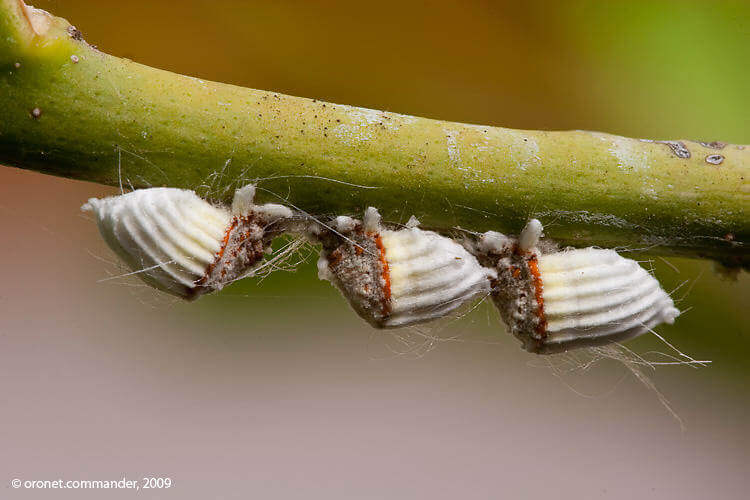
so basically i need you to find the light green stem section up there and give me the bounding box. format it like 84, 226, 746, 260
1, 1, 747, 266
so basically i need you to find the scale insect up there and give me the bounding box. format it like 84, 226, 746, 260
470, 219, 681, 354
313, 207, 495, 328
82, 185, 293, 299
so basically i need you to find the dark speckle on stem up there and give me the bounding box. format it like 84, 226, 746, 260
706, 154, 724, 165
67, 25, 83, 41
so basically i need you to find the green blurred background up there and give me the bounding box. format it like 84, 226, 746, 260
1, 1, 748, 498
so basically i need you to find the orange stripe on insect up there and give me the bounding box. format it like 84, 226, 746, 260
373, 233, 392, 315
527, 254, 547, 338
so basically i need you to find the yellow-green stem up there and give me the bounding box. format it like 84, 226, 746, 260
1, 0, 747, 267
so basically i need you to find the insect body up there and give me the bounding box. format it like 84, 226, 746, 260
474, 220, 681, 354
315, 208, 495, 328
82, 185, 292, 299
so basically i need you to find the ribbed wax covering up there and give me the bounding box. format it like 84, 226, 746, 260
537, 248, 680, 352
380, 228, 494, 327
83, 188, 231, 298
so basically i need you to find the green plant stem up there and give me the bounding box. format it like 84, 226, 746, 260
1, 0, 747, 267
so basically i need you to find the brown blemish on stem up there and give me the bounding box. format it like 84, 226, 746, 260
661, 140, 691, 159
66, 25, 83, 41
30, 107, 41, 119
700, 141, 727, 149
706, 154, 724, 165
640, 139, 692, 158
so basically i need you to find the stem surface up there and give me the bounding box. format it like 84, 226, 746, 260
1, 0, 747, 267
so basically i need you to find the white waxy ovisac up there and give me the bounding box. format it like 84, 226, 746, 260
537, 247, 680, 351
379, 226, 495, 327
82, 188, 231, 298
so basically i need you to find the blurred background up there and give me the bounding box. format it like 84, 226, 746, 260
1, 1, 748, 498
